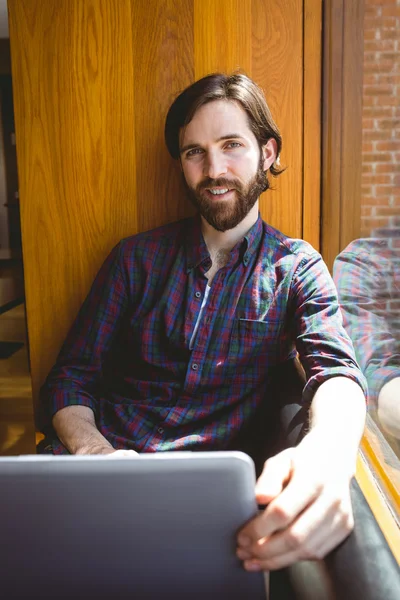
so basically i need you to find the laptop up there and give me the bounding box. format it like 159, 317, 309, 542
0, 451, 268, 599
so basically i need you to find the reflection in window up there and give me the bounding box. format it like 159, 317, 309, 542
333, 241, 400, 458
334, 1, 400, 460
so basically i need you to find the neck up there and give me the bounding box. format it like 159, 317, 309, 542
201, 202, 259, 254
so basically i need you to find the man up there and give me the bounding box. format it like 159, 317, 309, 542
334, 238, 400, 454
40, 73, 367, 572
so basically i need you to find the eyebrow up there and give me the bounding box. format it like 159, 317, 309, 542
180, 134, 245, 155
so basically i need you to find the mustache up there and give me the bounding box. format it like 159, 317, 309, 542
196, 178, 241, 192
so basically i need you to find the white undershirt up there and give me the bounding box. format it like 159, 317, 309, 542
189, 285, 211, 350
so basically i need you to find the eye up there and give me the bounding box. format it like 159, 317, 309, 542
186, 148, 204, 158
225, 141, 242, 149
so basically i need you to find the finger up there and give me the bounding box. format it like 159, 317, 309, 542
239, 474, 318, 547
259, 470, 323, 537
105, 449, 139, 458
243, 514, 349, 572
243, 489, 353, 568
286, 492, 354, 560
243, 550, 300, 572
255, 449, 294, 505
280, 488, 354, 560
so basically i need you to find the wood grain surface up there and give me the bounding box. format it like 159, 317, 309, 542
321, 0, 364, 271
8, 0, 320, 415
303, 0, 322, 251
194, 0, 252, 77
321, 0, 344, 270
252, 0, 303, 239
340, 0, 364, 251
132, 0, 194, 232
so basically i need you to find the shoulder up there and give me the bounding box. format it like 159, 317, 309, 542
334, 238, 396, 272
117, 218, 190, 257
339, 238, 389, 259
334, 238, 400, 293
261, 220, 320, 263
121, 218, 189, 247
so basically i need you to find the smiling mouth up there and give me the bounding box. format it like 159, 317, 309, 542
206, 188, 235, 197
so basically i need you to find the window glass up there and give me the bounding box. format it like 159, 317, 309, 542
333, 1, 400, 468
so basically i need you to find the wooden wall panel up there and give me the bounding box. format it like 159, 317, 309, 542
252, 0, 303, 238
194, 0, 252, 77
321, 0, 344, 270
322, 0, 365, 270
8, 0, 138, 413
132, 0, 194, 232
7, 0, 320, 416
303, 0, 322, 251
340, 0, 364, 251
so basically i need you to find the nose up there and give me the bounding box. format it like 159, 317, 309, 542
203, 151, 228, 179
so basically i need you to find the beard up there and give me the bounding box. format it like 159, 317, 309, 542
184, 157, 269, 232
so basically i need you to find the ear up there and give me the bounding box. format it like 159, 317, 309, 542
261, 138, 278, 171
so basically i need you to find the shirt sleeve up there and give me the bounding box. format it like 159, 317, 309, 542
39, 242, 129, 431
333, 246, 400, 406
289, 251, 368, 403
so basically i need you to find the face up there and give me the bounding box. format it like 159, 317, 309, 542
179, 100, 277, 232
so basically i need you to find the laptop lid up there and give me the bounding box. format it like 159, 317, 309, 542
0, 451, 267, 599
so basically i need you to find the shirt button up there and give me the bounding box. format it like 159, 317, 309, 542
192, 363, 199, 370
195, 291, 201, 299
157, 427, 164, 434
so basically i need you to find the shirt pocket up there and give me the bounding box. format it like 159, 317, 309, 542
228, 318, 290, 370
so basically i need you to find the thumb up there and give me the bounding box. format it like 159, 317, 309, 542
255, 448, 294, 505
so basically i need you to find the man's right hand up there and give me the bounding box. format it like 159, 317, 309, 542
52, 405, 139, 456
74, 444, 139, 456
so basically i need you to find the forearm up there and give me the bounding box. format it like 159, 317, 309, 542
307, 376, 366, 474
52, 405, 114, 455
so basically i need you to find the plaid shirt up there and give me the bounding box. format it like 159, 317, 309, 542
333, 238, 400, 406
41, 215, 367, 454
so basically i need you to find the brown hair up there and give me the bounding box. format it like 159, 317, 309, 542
164, 72, 283, 177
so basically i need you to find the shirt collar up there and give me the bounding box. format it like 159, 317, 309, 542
185, 213, 263, 272
185, 214, 211, 272
242, 213, 263, 265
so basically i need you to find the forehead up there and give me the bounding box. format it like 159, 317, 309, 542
180, 100, 256, 146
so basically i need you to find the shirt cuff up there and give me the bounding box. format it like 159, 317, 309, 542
48, 390, 98, 420
302, 367, 368, 404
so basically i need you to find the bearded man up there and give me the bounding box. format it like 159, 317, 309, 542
40, 73, 367, 572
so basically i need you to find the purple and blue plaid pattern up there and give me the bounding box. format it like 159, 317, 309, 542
41, 215, 367, 453
333, 238, 400, 406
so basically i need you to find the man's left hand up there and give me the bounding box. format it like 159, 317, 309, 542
236, 431, 355, 571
